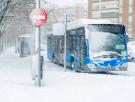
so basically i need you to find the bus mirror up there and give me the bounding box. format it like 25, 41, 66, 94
126, 35, 129, 42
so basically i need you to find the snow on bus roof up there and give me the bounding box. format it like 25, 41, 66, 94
67, 19, 112, 30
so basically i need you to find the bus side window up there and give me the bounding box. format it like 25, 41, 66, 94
84, 39, 89, 57
73, 37, 76, 52
61, 39, 64, 53
84, 41, 87, 58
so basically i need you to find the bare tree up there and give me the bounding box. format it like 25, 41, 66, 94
0, 0, 13, 51
0, 0, 58, 51
0, 0, 35, 50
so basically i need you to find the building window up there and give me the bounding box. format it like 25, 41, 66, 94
101, 12, 119, 18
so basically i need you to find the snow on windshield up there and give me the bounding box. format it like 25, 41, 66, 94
88, 25, 126, 58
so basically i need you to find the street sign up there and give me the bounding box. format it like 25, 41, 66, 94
30, 8, 48, 27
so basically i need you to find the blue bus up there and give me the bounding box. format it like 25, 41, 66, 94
47, 19, 128, 72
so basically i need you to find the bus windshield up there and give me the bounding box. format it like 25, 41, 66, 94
88, 24, 127, 58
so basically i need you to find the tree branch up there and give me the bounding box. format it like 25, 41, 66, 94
0, 0, 11, 24
0, 0, 20, 25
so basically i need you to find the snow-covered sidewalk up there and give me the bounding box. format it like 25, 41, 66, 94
0, 48, 135, 102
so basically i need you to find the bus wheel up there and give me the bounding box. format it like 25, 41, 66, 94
52, 53, 56, 63
70, 62, 73, 71
70, 57, 74, 71
73, 64, 78, 72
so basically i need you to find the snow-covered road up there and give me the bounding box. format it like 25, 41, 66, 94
0, 48, 135, 102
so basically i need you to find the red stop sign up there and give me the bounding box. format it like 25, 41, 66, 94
30, 8, 48, 27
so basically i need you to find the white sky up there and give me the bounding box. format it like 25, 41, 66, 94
48, 0, 87, 7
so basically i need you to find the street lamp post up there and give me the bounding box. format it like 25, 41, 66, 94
35, 0, 41, 86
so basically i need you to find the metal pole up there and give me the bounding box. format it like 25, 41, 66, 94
64, 14, 67, 71
35, 0, 41, 86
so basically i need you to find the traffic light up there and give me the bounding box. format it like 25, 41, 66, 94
64, 14, 68, 24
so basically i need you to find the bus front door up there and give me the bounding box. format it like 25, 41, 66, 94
76, 36, 85, 70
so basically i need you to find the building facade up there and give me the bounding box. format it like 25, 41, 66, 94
88, 0, 135, 38
53, 5, 88, 23
46, 5, 87, 33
